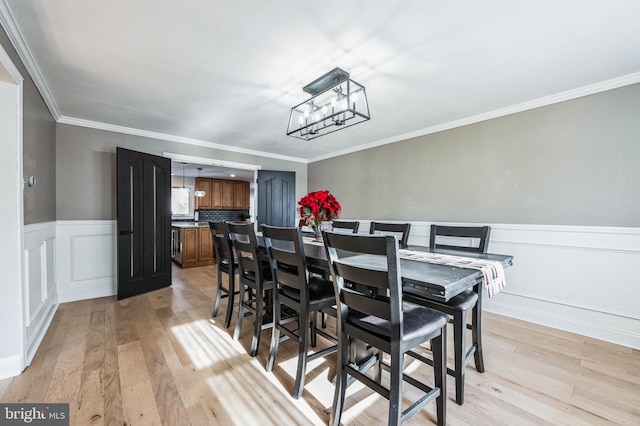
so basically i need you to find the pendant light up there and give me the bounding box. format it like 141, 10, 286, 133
287, 67, 370, 140
194, 167, 206, 198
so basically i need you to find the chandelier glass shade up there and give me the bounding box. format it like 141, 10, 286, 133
194, 167, 205, 198
287, 68, 370, 140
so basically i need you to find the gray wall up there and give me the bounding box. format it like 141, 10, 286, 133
55, 124, 307, 220
309, 83, 640, 227
0, 26, 56, 225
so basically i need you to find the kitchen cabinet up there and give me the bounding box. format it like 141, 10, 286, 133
233, 181, 250, 210
199, 178, 250, 210
171, 225, 214, 268
198, 226, 214, 263
221, 180, 234, 209
211, 180, 222, 209
195, 177, 212, 209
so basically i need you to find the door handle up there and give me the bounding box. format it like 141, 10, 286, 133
119, 230, 133, 235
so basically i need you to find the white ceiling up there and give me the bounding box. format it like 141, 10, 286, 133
2, 1, 640, 162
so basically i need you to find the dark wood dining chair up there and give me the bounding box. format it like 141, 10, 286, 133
323, 231, 447, 426
227, 221, 274, 357
209, 221, 239, 329
331, 220, 360, 233
369, 221, 411, 248
405, 224, 491, 405
262, 225, 337, 399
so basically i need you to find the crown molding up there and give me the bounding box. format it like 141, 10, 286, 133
309, 72, 640, 163
0, 0, 304, 163
2, 0, 638, 165
0, 0, 60, 119
57, 115, 308, 164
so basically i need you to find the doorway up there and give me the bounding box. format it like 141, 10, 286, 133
0, 45, 25, 377
164, 152, 262, 223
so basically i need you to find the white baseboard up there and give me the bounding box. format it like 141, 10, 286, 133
57, 279, 116, 303
0, 355, 22, 381
484, 293, 640, 349
25, 295, 58, 365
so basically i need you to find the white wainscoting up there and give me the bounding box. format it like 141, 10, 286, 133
351, 220, 640, 349
23, 221, 58, 365
49, 219, 640, 350
56, 220, 117, 302
482, 224, 640, 350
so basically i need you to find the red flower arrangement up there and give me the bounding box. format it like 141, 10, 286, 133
298, 190, 341, 230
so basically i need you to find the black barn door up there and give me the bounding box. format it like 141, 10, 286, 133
116, 147, 172, 299
257, 170, 296, 228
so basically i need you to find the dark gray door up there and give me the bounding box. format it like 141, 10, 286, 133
257, 170, 296, 228
116, 147, 172, 299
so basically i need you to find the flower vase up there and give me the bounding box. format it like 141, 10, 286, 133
312, 226, 323, 242
312, 221, 334, 242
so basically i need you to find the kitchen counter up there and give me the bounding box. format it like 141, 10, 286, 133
171, 222, 210, 228
171, 223, 214, 268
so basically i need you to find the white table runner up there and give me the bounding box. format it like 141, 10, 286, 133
302, 236, 325, 246
398, 249, 506, 298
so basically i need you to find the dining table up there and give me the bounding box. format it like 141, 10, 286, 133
297, 234, 515, 372
297, 236, 514, 303
258, 230, 514, 387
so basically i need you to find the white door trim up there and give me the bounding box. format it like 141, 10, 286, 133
0, 40, 26, 377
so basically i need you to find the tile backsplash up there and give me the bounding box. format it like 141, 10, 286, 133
196, 209, 250, 222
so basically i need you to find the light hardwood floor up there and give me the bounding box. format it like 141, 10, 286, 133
1, 264, 639, 425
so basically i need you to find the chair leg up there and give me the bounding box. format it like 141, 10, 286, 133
387, 348, 402, 426
471, 303, 485, 373
374, 349, 383, 383
433, 327, 447, 426
250, 288, 264, 357
266, 296, 281, 372
223, 272, 235, 329
212, 268, 223, 318
311, 312, 317, 347
293, 310, 310, 399
233, 282, 246, 341
330, 331, 349, 426
453, 310, 467, 405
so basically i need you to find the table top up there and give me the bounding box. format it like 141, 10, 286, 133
300, 238, 513, 302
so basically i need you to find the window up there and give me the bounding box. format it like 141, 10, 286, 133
171, 187, 191, 216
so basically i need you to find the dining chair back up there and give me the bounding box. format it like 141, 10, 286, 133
369, 221, 411, 248
227, 221, 274, 357
262, 225, 337, 399
331, 220, 360, 234
430, 224, 491, 253
209, 221, 239, 328
405, 224, 491, 405
323, 231, 447, 426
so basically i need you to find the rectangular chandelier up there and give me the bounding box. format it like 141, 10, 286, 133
287, 68, 370, 140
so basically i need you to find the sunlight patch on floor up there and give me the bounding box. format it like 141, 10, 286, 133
204, 356, 327, 425
338, 383, 381, 425
171, 319, 245, 369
